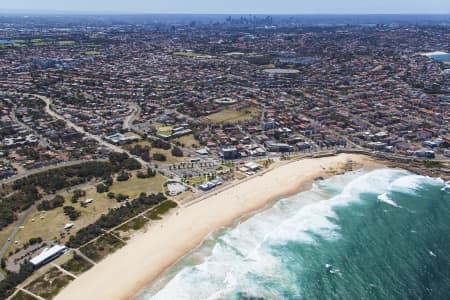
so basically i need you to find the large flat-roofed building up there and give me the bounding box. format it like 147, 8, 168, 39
265, 141, 293, 152
30, 245, 67, 268
222, 147, 239, 160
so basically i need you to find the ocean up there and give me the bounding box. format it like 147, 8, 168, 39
427, 53, 450, 63
137, 168, 450, 300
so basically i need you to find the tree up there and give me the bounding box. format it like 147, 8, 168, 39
152, 153, 167, 161
96, 183, 109, 193
63, 206, 81, 221
71, 189, 85, 203
37, 195, 65, 211
171, 146, 183, 157
115, 193, 128, 202
121, 158, 141, 171
117, 171, 131, 182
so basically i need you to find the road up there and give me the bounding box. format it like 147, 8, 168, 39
123, 103, 141, 130
34, 94, 149, 167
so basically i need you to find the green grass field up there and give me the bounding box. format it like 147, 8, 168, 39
83, 51, 101, 56
203, 107, 261, 124
174, 51, 207, 57
110, 173, 166, 199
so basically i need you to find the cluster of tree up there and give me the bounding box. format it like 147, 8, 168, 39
107, 192, 128, 202
108, 152, 141, 171
128, 144, 151, 162
13, 161, 115, 193
0, 188, 40, 230
71, 189, 86, 203
63, 206, 81, 221
0, 262, 34, 299
171, 146, 183, 157
116, 171, 131, 182
96, 176, 113, 194
151, 139, 171, 150
137, 167, 157, 179
152, 152, 167, 161
96, 183, 109, 193
66, 193, 166, 248
28, 237, 43, 245
37, 195, 65, 211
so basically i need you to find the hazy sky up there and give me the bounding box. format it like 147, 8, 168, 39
1, 0, 449, 14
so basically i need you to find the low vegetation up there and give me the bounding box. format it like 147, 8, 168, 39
60, 252, 93, 275
25, 267, 73, 299
79, 234, 125, 262
147, 200, 178, 220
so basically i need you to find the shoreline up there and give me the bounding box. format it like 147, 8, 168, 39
55, 154, 384, 300
419, 50, 449, 56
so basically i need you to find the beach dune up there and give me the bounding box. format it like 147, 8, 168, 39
55, 154, 380, 300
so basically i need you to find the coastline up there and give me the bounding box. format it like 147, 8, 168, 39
54, 154, 384, 300
419, 50, 449, 56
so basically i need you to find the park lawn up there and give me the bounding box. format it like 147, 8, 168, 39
182, 175, 208, 187
126, 140, 185, 164
83, 51, 101, 56
110, 173, 166, 199
172, 134, 199, 148
203, 107, 261, 124
156, 125, 173, 136
57, 40, 75, 46
150, 148, 185, 164
6, 187, 117, 255
174, 51, 207, 57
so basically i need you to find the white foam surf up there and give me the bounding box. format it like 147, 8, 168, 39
390, 174, 444, 195
139, 169, 440, 300
378, 193, 401, 208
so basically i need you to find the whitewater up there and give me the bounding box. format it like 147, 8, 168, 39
137, 168, 449, 300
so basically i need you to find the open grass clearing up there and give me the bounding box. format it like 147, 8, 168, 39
57, 41, 75, 46
172, 134, 199, 148
203, 107, 260, 124
109, 173, 166, 199
83, 51, 101, 56
174, 51, 207, 57
5, 186, 117, 256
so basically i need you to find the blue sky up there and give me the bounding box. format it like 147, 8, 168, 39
0, 0, 449, 14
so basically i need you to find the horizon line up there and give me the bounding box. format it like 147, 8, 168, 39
1, 9, 450, 16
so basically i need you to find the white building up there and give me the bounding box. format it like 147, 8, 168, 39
30, 245, 67, 268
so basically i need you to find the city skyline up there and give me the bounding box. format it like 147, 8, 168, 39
1, 0, 449, 14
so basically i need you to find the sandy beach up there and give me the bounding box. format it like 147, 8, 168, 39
55, 154, 383, 300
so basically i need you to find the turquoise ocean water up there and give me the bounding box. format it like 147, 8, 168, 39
428, 53, 450, 63
137, 168, 450, 300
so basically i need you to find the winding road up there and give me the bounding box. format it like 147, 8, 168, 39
34, 95, 149, 167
